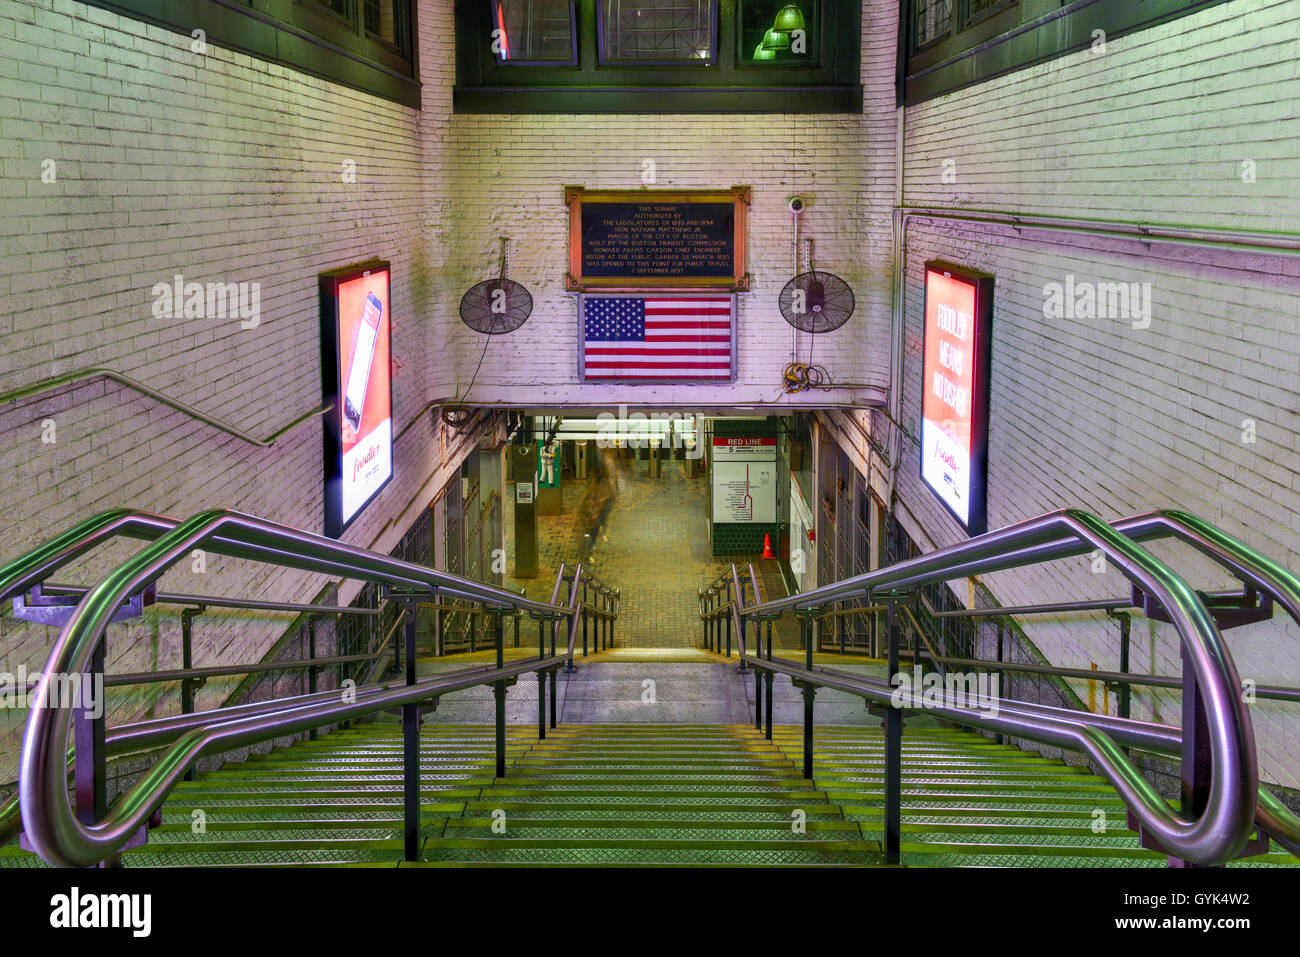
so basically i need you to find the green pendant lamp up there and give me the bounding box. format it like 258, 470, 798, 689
763, 27, 790, 51
773, 3, 806, 34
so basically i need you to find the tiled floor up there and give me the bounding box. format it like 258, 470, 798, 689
506, 449, 736, 648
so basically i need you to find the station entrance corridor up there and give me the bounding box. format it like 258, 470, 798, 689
4, 436, 1298, 868
504, 445, 733, 651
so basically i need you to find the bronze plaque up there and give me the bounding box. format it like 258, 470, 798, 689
565, 187, 751, 291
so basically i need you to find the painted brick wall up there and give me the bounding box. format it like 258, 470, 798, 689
445, 1, 900, 410
0, 0, 475, 782
888, 0, 1300, 788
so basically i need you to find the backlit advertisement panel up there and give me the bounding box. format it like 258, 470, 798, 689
321, 261, 393, 538
920, 261, 993, 535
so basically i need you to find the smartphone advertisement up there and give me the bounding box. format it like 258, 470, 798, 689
320, 261, 393, 538
920, 261, 993, 536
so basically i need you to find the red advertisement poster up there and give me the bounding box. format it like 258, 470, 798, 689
920, 263, 992, 534
321, 261, 393, 537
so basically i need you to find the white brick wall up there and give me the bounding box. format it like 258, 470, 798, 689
10, 0, 1295, 800
445, 1, 899, 409
0, 0, 474, 781
886, 0, 1300, 787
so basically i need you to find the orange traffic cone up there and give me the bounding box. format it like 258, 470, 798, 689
761, 533, 776, 560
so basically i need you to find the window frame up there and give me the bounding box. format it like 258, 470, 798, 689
595, 0, 720, 66
736, 0, 823, 70
901, 0, 1240, 106
79, 0, 420, 108
959, 0, 1017, 31
489, 0, 581, 66
455, 0, 862, 113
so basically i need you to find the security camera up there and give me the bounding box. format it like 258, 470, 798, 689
787, 196, 806, 214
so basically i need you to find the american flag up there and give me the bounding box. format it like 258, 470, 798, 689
581, 294, 734, 381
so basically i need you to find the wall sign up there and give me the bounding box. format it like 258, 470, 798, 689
565, 187, 751, 291
920, 260, 993, 536
710, 437, 777, 524
320, 260, 393, 538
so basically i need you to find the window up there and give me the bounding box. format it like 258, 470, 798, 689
455, 0, 862, 113
739, 1, 817, 65
491, 1, 579, 64
902, 0, 1238, 106
292, 0, 414, 60
598, 0, 717, 63
307, 0, 351, 21
364, 0, 403, 48
913, 0, 952, 50
78, 1, 420, 107
961, 0, 1016, 29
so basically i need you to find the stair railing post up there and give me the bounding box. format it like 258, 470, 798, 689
550, 595, 561, 724
495, 607, 507, 779
707, 595, 717, 655
537, 618, 547, 740
582, 581, 589, 657
180, 607, 199, 717
180, 607, 204, 775
306, 614, 318, 745
550, 654, 559, 729
400, 595, 421, 863
798, 610, 818, 779
74, 636, 108, 829
1173, 642, 1213, 869
885, 591, 903, 866
765, 619, 774, 740
1117, 611, 1132, 721
993, 618, 1005, 745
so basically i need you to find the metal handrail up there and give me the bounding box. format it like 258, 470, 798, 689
920, 589, 1244, 620
565, 564, 584, 659
0, 508, 372, 610
900, 648, 1300, 703
0, 613, 407, 846
0, 367, 330, 448
17, 507, 584, 867
921, 506, 1300, 856
780, 508, 1300, 858
734, 507, 1257, 866
23, 654, 559, 867
544, 562, 622, 663
39, 582, 382, 617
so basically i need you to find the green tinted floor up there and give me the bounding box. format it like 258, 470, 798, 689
2, 723, 1296, 868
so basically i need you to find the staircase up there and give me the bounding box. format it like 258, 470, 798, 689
2, 722, 1296, 868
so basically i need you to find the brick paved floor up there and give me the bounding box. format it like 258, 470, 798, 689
506, 449, 735, 648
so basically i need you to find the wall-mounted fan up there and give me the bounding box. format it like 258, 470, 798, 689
778, 240, 855, 334
444, 239, 534, 431
458, 237, 533, 334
